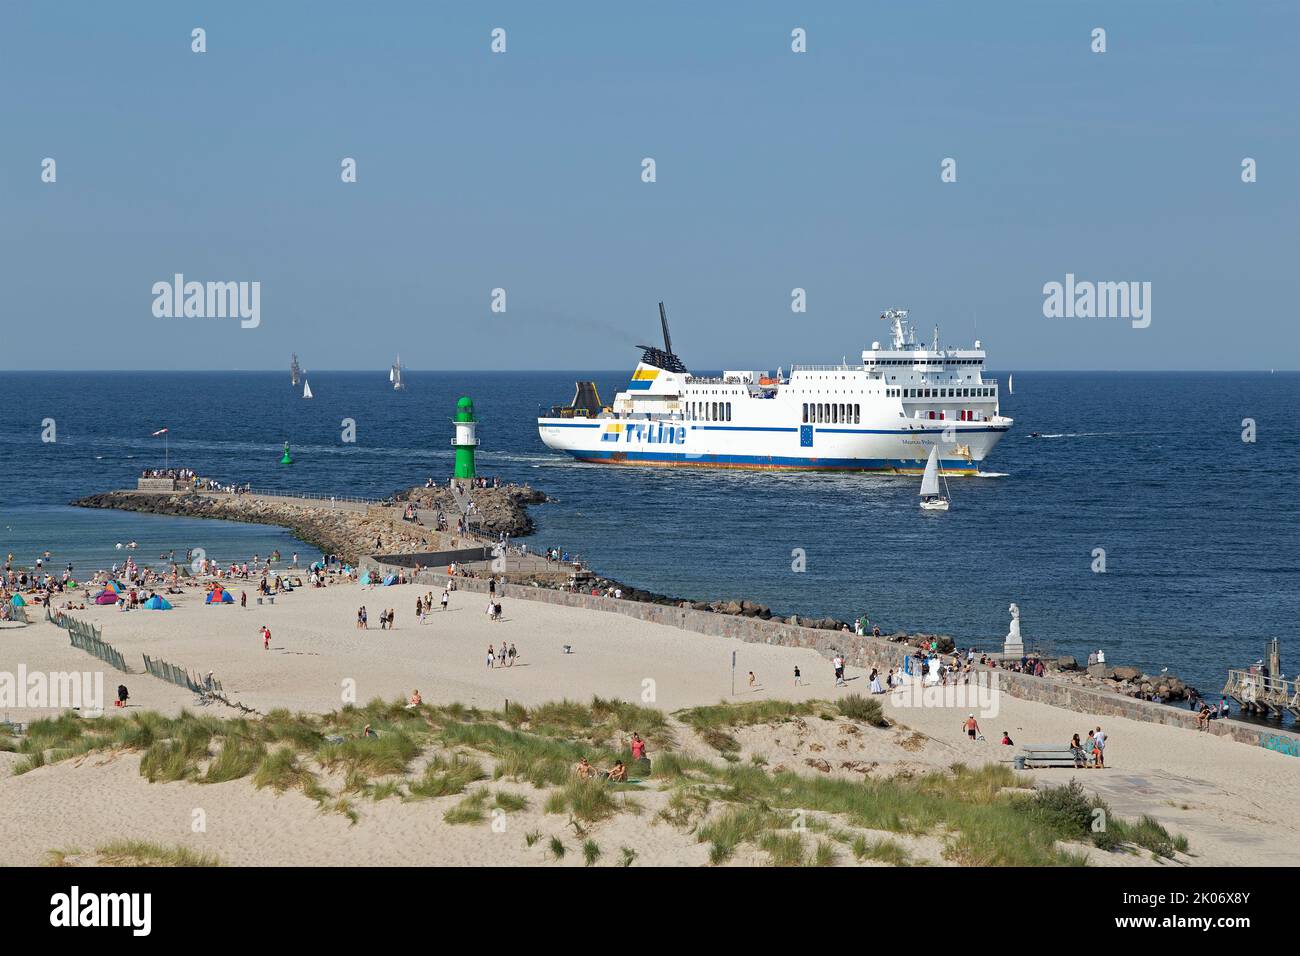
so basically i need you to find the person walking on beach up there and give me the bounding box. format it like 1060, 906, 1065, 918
748, 671, 756, 689
962, 714, 981, 741
441, 588, 449, 611
869, 668, 883, 694
793, 665, 802, 686
507, 643, 517, 666
261, 625, 271, 650
486, 644, 496, 668
1093, 726, 1106, 767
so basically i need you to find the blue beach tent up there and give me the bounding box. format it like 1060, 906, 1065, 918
144, 595, 172, 610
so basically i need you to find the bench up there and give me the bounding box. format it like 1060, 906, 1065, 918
1016, 744, 1083, 769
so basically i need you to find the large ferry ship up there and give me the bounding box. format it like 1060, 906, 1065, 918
538, 304, 1012, 474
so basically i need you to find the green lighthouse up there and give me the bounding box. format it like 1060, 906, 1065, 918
452, 396, 479, 479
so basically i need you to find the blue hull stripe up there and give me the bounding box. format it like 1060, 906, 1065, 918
816, 426, 1008, 435
690, 425, 798, 433
561, 449, 979, 470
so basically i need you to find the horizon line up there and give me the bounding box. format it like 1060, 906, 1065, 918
1, 368, 1297, 375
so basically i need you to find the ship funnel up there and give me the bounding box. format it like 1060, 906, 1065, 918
658, 301, 673, 355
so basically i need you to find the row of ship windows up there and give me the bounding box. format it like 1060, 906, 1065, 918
869, 359, 984, 366
905, 387, 995, 398
687, 401, 732, 422
803, 403, 861, 425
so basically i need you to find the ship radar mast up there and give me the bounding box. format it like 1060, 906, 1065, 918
880, 309, 918, 350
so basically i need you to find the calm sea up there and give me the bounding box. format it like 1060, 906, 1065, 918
2, 370, 1296, 696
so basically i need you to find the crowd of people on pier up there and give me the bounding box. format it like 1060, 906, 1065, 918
140, 467, 198, 481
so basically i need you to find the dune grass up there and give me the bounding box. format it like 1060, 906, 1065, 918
837, 694, 887, 726
544, 776, 625, 822
407, 753, 487, 799
679, 699, 819, 729
851, 835, 912, 865
444, 788, 491, 825
4, 697, 1189, 868
95, 840, 222, 867
253, 747, 313, 793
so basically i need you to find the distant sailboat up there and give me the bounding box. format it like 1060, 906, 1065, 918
919, 446, 951, 511
303, 380, 313, 400
390, 355, 406, 391
290, 353, 302, 386
1008, 373, 1014, 395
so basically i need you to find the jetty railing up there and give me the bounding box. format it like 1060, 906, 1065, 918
1223, 668, 1299, 716
142, 654, 224, 696
246, 489, 382, 506
47, 609, 131, 673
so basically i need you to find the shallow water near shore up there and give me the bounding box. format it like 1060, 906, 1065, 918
2, 370, 1297, 701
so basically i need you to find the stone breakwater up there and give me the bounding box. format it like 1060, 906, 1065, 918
72, 485, 546, 565
391, 484, 547, 538
413, 570, 1299, 756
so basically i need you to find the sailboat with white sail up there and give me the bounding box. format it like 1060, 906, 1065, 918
390, 355, 406, 391
919, 445, 950, 511
1008, 373, 1014, 395
302, 379, 313, 400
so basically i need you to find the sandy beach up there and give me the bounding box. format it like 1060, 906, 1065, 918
3, 579, 1298, 867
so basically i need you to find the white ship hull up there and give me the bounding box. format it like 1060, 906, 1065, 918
539, 413, 1007, 474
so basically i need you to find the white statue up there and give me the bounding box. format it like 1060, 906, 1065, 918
1003, 602, 1024, 656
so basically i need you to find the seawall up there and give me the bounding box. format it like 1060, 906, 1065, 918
406, 568, 1300, 758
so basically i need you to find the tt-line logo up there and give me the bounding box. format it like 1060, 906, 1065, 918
50, 886, 151, 936
1042, 273, 1151, 328
890, 670, 1001, 718
151, 274, 261, 328
0, 667, 103, 714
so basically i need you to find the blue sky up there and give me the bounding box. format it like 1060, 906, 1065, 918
2, 0, 1296, 370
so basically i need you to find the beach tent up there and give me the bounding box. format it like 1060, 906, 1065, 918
94, 590, 120, 605
359, 571, 372, 586
102, 580, 123, 594
382, 573, 397, 586
9, 593, 26, 607
143, 595, 172, 610
205, 586, 234, 605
